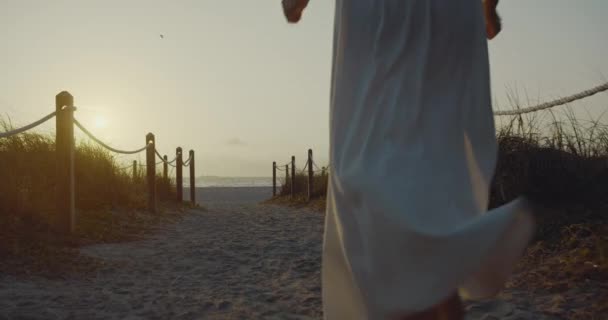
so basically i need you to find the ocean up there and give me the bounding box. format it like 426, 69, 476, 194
188, 176, 274, 188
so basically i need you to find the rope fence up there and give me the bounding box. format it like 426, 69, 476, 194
0, 91, 198, 235
272, 149, 329, 201
74, 119, 149, 154
493, 81, 608, 116
119, 163, 134, 170
183, 153, 193, 167
0, 110, 59, 138
155, 149, 177, 164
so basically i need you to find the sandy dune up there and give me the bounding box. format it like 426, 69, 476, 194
0, 187, 561, 319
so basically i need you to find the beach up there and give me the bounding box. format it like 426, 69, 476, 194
0, 187, 562, 319
1, 187, 322, 319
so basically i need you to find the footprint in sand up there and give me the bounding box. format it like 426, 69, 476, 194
217, 300, 232, 310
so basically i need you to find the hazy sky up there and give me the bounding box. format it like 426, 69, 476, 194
1, 1, 607, 177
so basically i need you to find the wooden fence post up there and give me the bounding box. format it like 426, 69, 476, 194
307, 149, 313, 201
189, 149, 196, 206
176, 147, 183, 203
291, 156, 295, 199
146, 133, 156, 213
272, 161, 277, 197
163, 155, 168, 181
285, 164, 289, 194
55, 91, 75, 234
132, 160, 138, 181
163, 155, 169, 199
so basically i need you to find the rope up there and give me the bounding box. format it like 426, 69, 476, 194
299, 161, 309, 174
119, 163, 133, 170
0, 111, 57, 138
74, 118, 148, 154
312, 160, 331, 172
123, 162, 159, 169
155, 149, 164, 161
312, 161, 322, 170
183, 154, 192, 167
155, 149, 177, 164
493, 81, 608, 116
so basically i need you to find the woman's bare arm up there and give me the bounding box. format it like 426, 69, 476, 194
282, 0, 309, 23
483, 0, 502, 39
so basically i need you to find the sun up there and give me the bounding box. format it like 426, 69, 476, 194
93, 115, 107, 129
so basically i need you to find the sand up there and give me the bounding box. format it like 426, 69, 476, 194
0, 187, 562, 319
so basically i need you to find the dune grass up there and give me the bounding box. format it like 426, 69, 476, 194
266, 172, 328, 211
0, 118, 181, 277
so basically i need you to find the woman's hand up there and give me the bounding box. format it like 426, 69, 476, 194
282, 0, 310, 23
483, 0, 502, 39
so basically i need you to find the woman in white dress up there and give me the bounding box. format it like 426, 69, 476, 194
282, 1, 535, 319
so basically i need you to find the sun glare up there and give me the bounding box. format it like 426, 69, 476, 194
94, 115, 107, 129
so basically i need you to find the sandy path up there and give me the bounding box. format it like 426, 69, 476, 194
0, 187, 562, 319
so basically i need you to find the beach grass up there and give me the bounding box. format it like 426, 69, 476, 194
0, 118, 181, 277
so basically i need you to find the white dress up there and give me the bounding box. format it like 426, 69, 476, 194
322, 0, 535, 318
